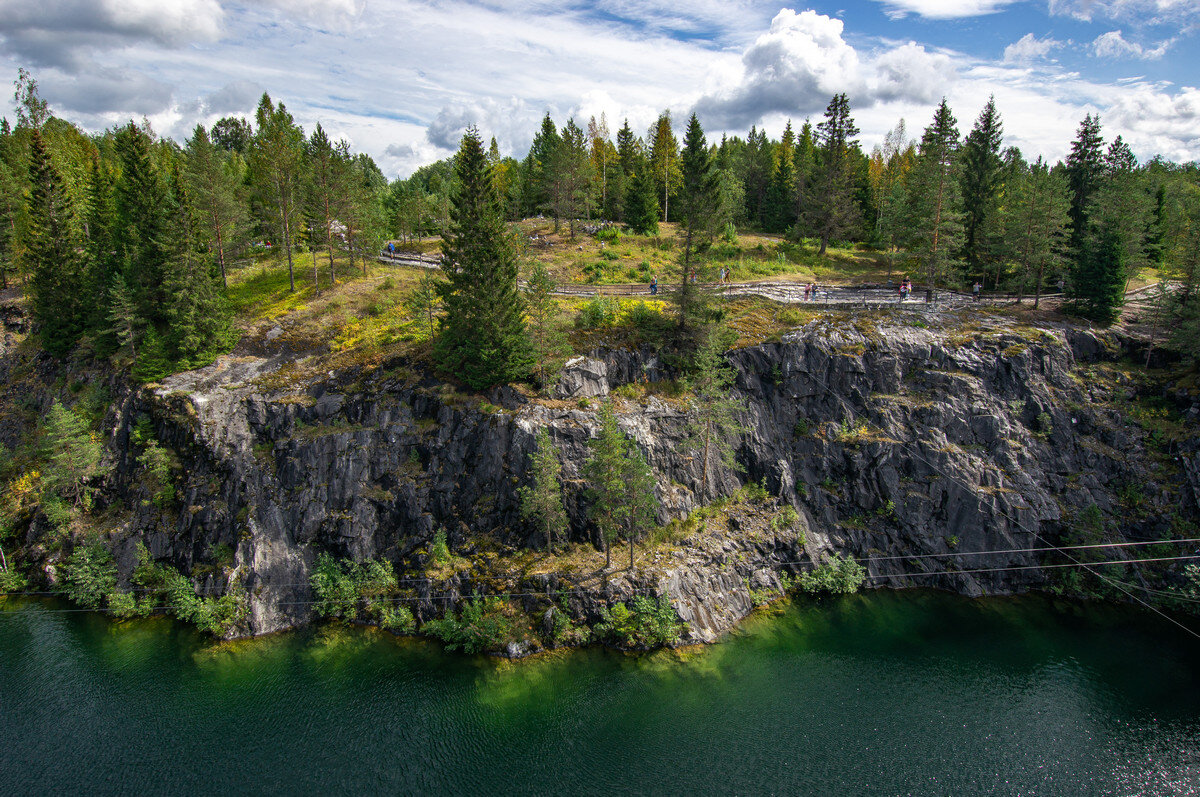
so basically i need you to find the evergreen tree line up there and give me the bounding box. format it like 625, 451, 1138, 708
1, 73, 388, 375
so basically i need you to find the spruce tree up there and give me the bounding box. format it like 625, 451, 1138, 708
1066, 114, 1105, 256
0, 157, 19, 290
161, 166, 232, 365
23, 130, 86, 356
519, 428, 568, 551
1068, 225, 1126, 325
624, 164, 660, 235
435, 128, 530, 390
82, 153, 118, 330
764, 143, 796, 233
1009, 157, 1070, 307
905, 99, 963, 292
960, 97, 1005, 284
405, 272, 443, 342
675, 113, 718, 335
113, 122, 172, 323
803, 94, 861, 255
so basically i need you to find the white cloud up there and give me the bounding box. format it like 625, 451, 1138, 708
873, 0, 1022, 20
1049, 0, 1199, 24
1091, 30, 1174, 59
1003, 33, 1063, 63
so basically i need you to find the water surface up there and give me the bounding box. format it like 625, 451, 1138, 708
2, 591, 1198, 795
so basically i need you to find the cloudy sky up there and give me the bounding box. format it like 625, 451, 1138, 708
1, 0, 1197, 177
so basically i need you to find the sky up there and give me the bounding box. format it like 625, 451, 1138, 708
0, 0, 1197, 178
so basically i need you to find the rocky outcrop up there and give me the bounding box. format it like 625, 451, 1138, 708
11, 309, 1199, 646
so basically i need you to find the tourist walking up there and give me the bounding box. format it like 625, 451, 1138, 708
973, 281, 982, 302
650, 276, 657, 296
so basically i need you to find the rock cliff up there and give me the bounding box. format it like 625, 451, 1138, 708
7, 304, 1199, 647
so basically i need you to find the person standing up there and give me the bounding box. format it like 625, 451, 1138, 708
973, 281, 982, 302
650, 275, 657, 296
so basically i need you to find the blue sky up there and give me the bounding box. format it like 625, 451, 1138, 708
0, 0, 1196, 177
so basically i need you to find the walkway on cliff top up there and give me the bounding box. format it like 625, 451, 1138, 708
374, 251, 1069, 309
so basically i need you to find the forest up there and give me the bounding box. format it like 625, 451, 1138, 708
2, 67, 1199, 385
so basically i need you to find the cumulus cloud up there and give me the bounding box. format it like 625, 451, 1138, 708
1003, 33, 1064, 63
203, 80, 264, 115
1091, 30, 1174, 59
872, 0, 1021, 20
0, 0, 224, 68
693, 10, 957, 129
693, 10, 862, 128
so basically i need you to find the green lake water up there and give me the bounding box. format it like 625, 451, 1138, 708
2, 590, 1198, 795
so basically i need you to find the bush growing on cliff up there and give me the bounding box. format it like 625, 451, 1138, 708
592, 596, 685, 649
795, 554, 865, 595
133, 544, 246, 635
423, 597, 527, 654
59, 540, 118, 609
310, 552, 399, 624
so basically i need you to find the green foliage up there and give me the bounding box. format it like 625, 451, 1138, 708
41, 401, 108, 510
59, 541, 118, 610
770, 504, 799, 531
523, 261, 568, 388
132, 543, 246, 635
593, 595, 684, 649
430, 531, 451, 567
596, 226, 620, 243
584, 400, 659, 569
684, 327, 748, 497
574, 297, 620, 329
423, 597, 526, 654
435, 128, 531, 390
0, 564, 27, 594
795, 554, 865, 595
309, 552, 399, 624
137, 440, 178, 507
519, 428, 568, 550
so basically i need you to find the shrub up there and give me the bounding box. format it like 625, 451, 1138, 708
60, 541, 118, 610
1036, 411, 1053, 438
771, 504, 799, 531
423, 597, 526, 654
574, 297, 620, 329
379, 276, 396, 291
596, 227, 620, 243
0, 566, 28, 593
430, 530, 450, 567
593, 596, 685, 649
133, 544, 246, 635
137, 440, 178, 508
795, 554, 865, 595
309, 552, 399, 623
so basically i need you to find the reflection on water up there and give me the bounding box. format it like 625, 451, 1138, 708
2, 591, 1199, 795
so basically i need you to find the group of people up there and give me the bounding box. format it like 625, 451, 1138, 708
897, 278, 914, 301
802, 282, 820, 301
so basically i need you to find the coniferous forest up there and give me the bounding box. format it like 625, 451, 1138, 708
2, 67, 1199, 388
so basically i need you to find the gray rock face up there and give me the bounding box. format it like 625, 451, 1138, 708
23, 315, 1197, 645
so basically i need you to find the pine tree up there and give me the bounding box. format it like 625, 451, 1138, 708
1066, 114, 1105, 256
960, 97, 1005, 283
519, 428, 568, 551
0, 157, 20, 290
1087, 136, 1153, 287
684, 329, 747, 499
905, 99, 963, 292
584, 400, 658, 570
249, 94, 305, 292
184, 124, 249, 290
675, 113, 718, 335
547, 119, 594, 237
648, 111, 681, 222
23, 130, 86, 355
792, 120, 815, 227
803, 94, 861, 255
522, 114, 560, 224
435, 128, 530, 390
405, 272, 443, 342
523, 260, 568, 389
82, 153, 118, 331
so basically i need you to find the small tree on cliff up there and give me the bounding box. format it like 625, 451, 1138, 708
435, 127, 530, 389
684, 329, 747, 499
584, 401, 658, 570
519, 428, 568, 552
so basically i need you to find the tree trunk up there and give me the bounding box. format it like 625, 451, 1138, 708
311, 247, 319, 292
818, 234, 828, 256
215, 226, 228, 290
629, 534, 634, 570
605, 539, 611, 570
